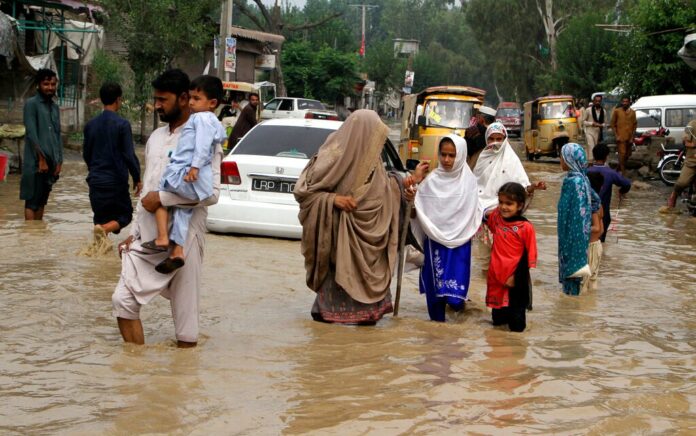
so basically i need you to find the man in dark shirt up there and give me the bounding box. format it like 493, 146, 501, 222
587, 143, 632, 242
21, 68, 62, 220
466, 105, 496, 169
83, 82, 142, 237
228, 92, 259, 148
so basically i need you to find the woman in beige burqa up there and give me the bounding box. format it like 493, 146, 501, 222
294, 110, 421, 324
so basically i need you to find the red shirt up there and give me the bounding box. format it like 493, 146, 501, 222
485, 209, 537, 309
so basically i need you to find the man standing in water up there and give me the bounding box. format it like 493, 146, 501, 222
20, 68, 62, 220
582, 94, 606, 149
667, 119, 696, 209
83, 82, 142, 238
111, 69, 223, 348
610, 96, 637, 174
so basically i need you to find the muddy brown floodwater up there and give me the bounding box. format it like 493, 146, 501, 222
1, 144, 695, 435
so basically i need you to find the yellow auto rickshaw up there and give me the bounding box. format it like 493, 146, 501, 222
523, 95, 579, 160
400, 86, 486, 168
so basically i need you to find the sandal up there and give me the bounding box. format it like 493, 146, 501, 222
141, 240, 168, 252
155, 257, 185, 274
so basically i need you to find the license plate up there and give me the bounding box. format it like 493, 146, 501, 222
252, 178, 296, 193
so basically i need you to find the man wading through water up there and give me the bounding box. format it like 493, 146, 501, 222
83, 82, 142, 239
111, 69, 223, 347
20, 68, 62, 220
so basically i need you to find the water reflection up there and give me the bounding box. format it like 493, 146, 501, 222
1, 149, 695, 434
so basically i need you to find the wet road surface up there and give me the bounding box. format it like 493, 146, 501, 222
1, 144, 695, 434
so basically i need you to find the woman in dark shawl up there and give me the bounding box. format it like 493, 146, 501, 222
294, 110, 405, 324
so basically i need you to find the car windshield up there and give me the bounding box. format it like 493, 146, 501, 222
539, 101, 574, 119
298, 99, 325, 110
232, 125, 334, 159
422, 99, 474, 128
497, 108, 520, 117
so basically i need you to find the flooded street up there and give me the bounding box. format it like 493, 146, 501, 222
1, 143, 696, 434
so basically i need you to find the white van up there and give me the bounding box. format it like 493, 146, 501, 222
632, 94, 696, 143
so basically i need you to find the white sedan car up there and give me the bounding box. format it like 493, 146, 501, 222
206, 118, 406, 239
261, 97, 339, 120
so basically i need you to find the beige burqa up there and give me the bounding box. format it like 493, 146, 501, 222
294, 110, 401, 304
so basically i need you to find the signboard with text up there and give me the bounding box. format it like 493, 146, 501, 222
224, 37, 237, 73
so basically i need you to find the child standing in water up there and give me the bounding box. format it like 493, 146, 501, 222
583, 172, 605, 292
413, 134, 483, 322
142, 75, 227, 273
484, 182, 537, 332
557, 143, 600, 295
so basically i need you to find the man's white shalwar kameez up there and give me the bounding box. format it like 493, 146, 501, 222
112, 123, 222, 343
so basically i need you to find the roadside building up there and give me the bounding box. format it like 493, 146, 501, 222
0, 0, 103, 131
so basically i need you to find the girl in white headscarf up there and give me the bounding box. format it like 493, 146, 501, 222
413, 134, 483, 322
473, 122, 546, 271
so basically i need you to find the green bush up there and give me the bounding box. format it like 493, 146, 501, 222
87, 49, 139, 122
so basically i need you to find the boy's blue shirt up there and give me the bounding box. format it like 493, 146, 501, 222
587, 163, 632, 211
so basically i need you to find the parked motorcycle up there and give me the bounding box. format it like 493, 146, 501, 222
634, 125, 669, 146
657, 143, 683, 186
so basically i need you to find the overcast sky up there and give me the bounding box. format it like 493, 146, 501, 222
258, 0, 307, 8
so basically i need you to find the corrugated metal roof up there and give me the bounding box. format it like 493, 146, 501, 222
229, 26, 284, 45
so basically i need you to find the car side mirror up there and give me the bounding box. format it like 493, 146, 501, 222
406, 159, 420, 171
417, 115, 427, 127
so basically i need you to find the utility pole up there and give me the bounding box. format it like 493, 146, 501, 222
350, 4, 377, 57
218, 0, 234, 80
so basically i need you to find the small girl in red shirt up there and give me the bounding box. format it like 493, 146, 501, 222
484, 182, 537, 332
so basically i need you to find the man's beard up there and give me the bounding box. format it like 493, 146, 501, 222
158, 105, 182, 122
39, 89, 55, 99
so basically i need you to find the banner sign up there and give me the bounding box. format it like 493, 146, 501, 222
224, 37, 237, 73
404, 70, 414, 87
213, 36, 219, 69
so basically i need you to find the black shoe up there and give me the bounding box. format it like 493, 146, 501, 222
141, 239, 168, 252
155, 257, 185, 274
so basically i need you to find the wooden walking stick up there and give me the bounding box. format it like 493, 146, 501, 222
393, 201, 413, 317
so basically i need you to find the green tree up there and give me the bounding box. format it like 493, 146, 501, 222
232, 0, 342, 95
300, 0, 354, 51
362, 40, 406, 92
607, 0, 696, 96
466, 0, 544, 103
546, 12, 617, 99
313, 46, 360, 102
466, 0, 612, 102
282, 41, 359, 102
282, 41, 317, 98
100, 0, 218, 141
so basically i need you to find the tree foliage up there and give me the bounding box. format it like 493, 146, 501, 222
100, 0, 218, 139
282, 41, 359, 102
232, 0, 343, 95
546, 12, 617, 99
101, 0, 218, 104
606, 0, 696, 97
99, 0, 696, 114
